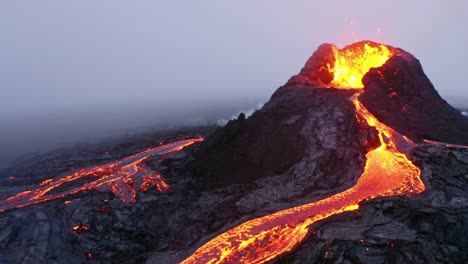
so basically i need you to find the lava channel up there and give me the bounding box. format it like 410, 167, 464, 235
181, 42, 426, 263
0, 138, 203, 212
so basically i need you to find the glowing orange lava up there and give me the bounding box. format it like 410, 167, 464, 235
0, 138, 204, 212
73, 225, 89, 233
182, 43, 425, 263
329, 42, 394, 88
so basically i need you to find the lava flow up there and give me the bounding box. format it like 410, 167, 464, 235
0, 138, 203, 212
181, 42, 425, 264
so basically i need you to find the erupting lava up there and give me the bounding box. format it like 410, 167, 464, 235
329, 42, 394, 88
182, 42, 425, 263
0, 138, 203, 212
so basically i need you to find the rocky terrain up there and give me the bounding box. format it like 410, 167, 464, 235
0, 41, 467, 264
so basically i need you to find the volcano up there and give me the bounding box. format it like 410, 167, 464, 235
0, 41, 468, 264
180, 41, 468, 263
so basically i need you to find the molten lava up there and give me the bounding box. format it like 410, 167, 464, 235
0, 138, 203, 212
182, 42, 425, 263
73, 225, 89, 233
329, 42, 394, 88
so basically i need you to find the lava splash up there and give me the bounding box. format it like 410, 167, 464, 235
182, 42, 425, 263
0, 138, 203, 212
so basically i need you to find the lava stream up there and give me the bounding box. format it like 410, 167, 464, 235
0, 138, 204, 212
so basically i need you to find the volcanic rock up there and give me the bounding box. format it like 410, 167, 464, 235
360, 52, 468, 145
190, 86, 379, 189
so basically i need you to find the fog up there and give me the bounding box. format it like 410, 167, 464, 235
1, 1, 467, 169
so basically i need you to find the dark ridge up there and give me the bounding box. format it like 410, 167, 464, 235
188, 86, 372, 187
360, 51, 468, 145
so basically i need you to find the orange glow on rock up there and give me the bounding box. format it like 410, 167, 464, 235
329, 42, 394, 88
73, 225, 89, 233
182, 42, 425, 264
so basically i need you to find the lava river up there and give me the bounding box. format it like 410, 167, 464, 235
0, 137, 203, 212
181, 42, 426, 263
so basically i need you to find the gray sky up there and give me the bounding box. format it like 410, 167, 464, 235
1, 1, 467, 169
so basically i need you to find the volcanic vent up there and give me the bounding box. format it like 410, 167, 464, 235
179, 41, 468, 263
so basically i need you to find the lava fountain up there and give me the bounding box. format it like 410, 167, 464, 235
181, 42, 425, 263
0, 138, 204, 212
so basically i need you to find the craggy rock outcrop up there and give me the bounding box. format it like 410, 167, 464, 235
360, 51, 468, 145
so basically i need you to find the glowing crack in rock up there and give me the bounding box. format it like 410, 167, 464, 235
0, 138, 204, 212
182, 42, 425, 263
